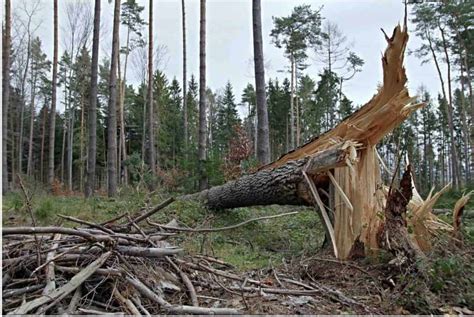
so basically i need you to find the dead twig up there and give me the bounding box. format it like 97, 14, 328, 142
148, 211, 299, 233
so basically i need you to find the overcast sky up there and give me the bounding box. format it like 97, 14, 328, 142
11, 0, 441, 114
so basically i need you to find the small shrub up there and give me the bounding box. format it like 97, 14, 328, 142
35, 198, 57, 221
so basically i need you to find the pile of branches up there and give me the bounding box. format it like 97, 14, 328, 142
3, 197, 372, 315
2, 197, 240, 315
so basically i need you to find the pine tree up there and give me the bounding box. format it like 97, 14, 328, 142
270, 5, 322, 149
214, 82, 240, 155
27, 38, 51, 177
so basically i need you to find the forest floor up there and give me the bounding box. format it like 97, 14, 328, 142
2, 185, 474, 314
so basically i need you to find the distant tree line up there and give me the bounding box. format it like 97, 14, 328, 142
1, 0, 472, 197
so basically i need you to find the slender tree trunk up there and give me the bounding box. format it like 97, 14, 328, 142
439, 27, 460, 188
182, 0, 188, 152
252, 0, 270, 165
27, 74, 37, 177
449, 8, 474, 178
67, 109, 75, 191
40, 107, 47, 182
79, 99, 85, 191
18, 33, 32, 176
289, 56, 295, 150
18, 94, 26, 175
48, 0, 59, 187
2, 0, 11, 193
119, 28, 130, 186
458, 58, 471, 182
426, 31, 451, 187
141, 82, 147, 162
60, 72, 67, 183
60, 120, 66, 182
147, 0, 156, 176
198, 0, 208, 190
296, 85, 300, 146
107, 0, 120, 196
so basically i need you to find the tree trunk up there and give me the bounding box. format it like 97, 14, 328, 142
85, 0, 100, 198
40, 107, 47, 182
60, 119, 66, 183
289, 56, 295, 150
2, 0, 11, 193
107, 0, 120, 196
439, 26, 460, 188
198, 0, 208, 190
67, 108, 75, 191
147, 0, 156, 176
252, 0, 271, 165
141, 81, 147, 162
191, 144, 351, 209
18, 32, 32, 176
80, 99, 85, 191
48, 0, 59, 187
27, 73, 37, 177
118, 28, 130, 186
182, 0, 188, 152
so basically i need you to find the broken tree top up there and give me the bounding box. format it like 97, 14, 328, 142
264, 23, 422, 170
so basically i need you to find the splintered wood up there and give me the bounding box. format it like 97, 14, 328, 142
262, 24, 434, 259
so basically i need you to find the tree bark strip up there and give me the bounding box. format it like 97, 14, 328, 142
198, 0, 208, 190
252, 0, 271, 165
147, 0, 156, 176
48, 0, 59, 188
107, 0, 120, 196
3, 0, 11, 193
85, 0, 101, 198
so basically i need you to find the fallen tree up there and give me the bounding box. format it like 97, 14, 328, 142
188, 23, 471, 260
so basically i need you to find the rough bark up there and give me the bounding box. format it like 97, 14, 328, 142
40, 107, 47, 182
27, 71, 37, 177
289, 56, 295, 150
119, 28, 130, 186
192, 145, 351, 209
107, 0, 120, 196
147, 0, 156, 176
48, 0, 59, 188
67, 107, 75, 191
198, 0, 208, 190
182, 0, 188, 151
378, 166, 425, 264
2, 0, 11, 193
85, 0, 101, 198
252, 0, 271, 165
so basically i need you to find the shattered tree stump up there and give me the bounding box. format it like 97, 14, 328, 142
189, 23, 466, 260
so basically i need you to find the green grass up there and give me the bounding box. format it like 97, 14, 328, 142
434, 187, 474, 210
2, 189, 169, 226
2, 189, 324, 271
3, 183, 472, 272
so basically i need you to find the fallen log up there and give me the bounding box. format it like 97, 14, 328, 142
188, 141, 358, 209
